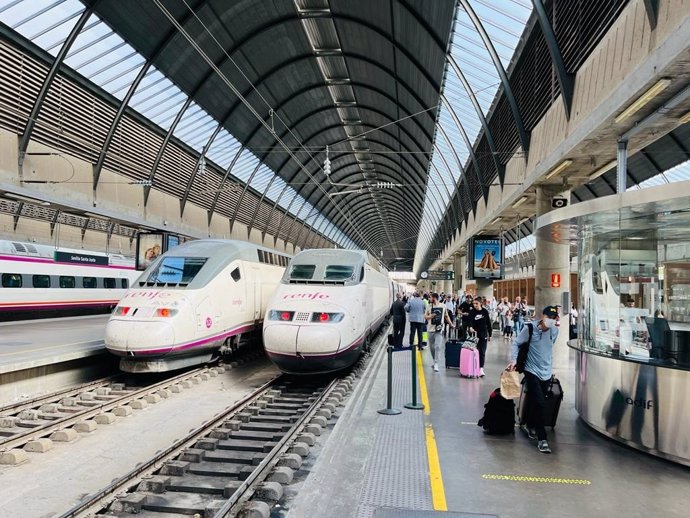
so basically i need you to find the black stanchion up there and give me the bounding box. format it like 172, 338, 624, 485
378, 345, 401, 415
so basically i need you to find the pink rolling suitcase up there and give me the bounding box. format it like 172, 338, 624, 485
459, 347, 480, 378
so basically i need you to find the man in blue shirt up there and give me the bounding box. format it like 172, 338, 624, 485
507, 306, 560, 454
405, 291, 426, 349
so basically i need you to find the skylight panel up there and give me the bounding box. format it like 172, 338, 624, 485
206, 130, 241, 170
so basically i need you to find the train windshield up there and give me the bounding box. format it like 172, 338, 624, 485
324, 265, 355, 281
288, 264, 316, 280
144, 257, 207, 286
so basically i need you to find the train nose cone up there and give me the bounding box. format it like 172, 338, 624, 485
105, 320, 175, 356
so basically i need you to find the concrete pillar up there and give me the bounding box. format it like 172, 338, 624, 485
476, 278, 493, 299
453, 253, 463, 294
444, 263, 453, 294
535, 185, 571, 369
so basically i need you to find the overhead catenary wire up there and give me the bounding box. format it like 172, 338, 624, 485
154, 0, 374, 253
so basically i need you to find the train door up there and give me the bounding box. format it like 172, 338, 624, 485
252, 265, 261, 322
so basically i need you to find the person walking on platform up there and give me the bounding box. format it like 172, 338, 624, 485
468, 297, 492, 377
507, 306, 560, 454
459, 294, 474, 338
405, 291, 426, 350
390, 293, 406, 348
425, 293, 455, 372
444, 294, 456, 338
513, 296, 527, 334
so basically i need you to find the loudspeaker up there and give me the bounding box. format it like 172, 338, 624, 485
551, 197, 568, 209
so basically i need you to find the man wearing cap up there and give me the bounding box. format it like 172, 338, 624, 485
507, 305, 560, 454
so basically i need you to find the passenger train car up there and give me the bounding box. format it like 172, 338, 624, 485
0, 239, 138, 320
105, 239, 289, 373
263, 249, 393, 374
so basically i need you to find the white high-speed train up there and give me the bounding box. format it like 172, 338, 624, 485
105, 239, 289, 373
263, 249, 394, 374
0, 239, 137, 320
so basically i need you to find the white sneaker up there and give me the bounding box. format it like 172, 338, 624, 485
480, 368, 485, 377
433, 363, 439, 372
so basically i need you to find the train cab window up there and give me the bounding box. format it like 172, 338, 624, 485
289, 264, 316, 280
146, 257, 207, 285
82, 277, 97, 289
104, 278, 116, 289
32, 275, 50, 288
360, 266, 365, 282
324, 265, 355, 281
59, 276, 75, 288
2, 273, 22, 288
231, 267, 241, 282
258, 250, 264, 263
121, 279, 128, 289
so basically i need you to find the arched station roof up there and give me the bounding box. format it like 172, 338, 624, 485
0, 1, 687, 271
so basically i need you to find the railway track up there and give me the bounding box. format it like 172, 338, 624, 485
55, 374, 349, 518
0, 347, 265, 461
55, 336, 382, 518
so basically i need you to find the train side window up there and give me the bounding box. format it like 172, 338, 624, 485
258, 250, 264, 263
2, 273, 22, 288
360, 267, 365, 282
59, 276, 75, 288
104, 278, 116, 289
121, 279, 128, 289
231, 267, 241, 282
83, 277, 97, 289
33, 274, 51, 288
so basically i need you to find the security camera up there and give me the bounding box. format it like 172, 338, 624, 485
551, 196, 568, 209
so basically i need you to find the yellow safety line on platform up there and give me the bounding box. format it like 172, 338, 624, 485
416, 349, 430, 415
482, 474, 591, 485
417, 349, 447, 511
425, 423, 448, 510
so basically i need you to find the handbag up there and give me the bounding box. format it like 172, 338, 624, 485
500, 370, 521, 399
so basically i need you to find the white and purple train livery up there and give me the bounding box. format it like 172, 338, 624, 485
263, 249, 393, 374
105, 239, 288, 373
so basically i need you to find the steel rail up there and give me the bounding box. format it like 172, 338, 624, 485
0, 366, 210, 452
0, 375, 120, 416
55, 374, 284, 518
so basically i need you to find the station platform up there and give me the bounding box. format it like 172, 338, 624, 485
286, 325, 690, 518
0, 315, 111, 402
0, 314, 108, 374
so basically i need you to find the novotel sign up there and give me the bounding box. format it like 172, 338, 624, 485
54, 251, 108, 266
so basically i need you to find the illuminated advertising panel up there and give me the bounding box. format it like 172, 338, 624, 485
470, 236, 503, 279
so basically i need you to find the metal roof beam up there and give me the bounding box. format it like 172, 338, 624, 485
531, 0, 574, 120
18, 4, 95, 174
458, 0, 530, 157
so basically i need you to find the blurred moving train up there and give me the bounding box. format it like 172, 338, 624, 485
263, 249, 394, 374
0, 239, 138, 320
105, 239, 289, 373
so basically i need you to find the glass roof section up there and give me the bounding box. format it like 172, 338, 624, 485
414, 0, 533, 271
628, 160, 690, 190
0, 0, 353, 249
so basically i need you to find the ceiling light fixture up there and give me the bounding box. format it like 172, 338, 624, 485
492, 217, 502, 225
545, 159, 573, 180
4, 192, 50, 205
512, 196, 527, 209
589, 160, 616, 180
679, 110, 690, 125
615, 78, 671, 123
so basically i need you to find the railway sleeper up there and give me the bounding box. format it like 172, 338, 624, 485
229, 430, 284, 442
247, 414, 296, 425
186, 461, 254, 479
217, 438, 276, 453
202, 449, 265, 465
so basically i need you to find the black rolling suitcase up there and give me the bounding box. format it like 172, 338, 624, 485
518, 376, 563, 428
445, 339, 463, 369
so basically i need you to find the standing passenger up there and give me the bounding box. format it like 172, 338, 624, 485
405, 292, 425, 350
389, 293, 406, 348
424, 293, 455, 372
468, 297, 492, 377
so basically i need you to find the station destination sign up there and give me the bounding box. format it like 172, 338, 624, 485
423, 270, 455, 281
54, 251, 108, 266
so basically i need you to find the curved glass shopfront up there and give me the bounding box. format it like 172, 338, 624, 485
536, 183, 690, 466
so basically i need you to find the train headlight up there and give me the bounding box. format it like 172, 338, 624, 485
312, 312, 344, 323
113, 306, 130, 316
268, 310, 294, 321
155, 308, 179, 317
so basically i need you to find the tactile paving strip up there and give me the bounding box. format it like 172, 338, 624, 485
355, 351, 432, 518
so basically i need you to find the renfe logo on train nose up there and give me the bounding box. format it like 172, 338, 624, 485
282, 292, 330, 300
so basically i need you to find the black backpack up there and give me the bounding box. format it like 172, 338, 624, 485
477, 388, 515, 434
515, 323, 534, 373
